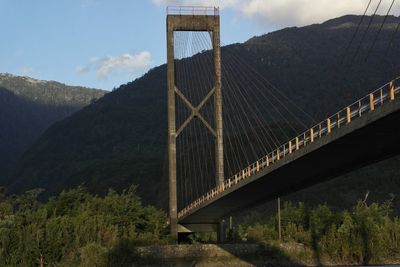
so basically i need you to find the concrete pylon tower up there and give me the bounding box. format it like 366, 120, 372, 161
166, 6, 223, 237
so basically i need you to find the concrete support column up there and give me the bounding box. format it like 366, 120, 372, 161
213, 19, 224, 186
167, 12, 223, 239
167, 26, 177, 238
217, 220, 225, 244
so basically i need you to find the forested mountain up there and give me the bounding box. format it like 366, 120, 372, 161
7, 15, 400, 211
0, 74, 106, 184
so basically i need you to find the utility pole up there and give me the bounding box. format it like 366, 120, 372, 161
278, 197, 282, 241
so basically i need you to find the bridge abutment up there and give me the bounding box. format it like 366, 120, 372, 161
176, 221, 226, 244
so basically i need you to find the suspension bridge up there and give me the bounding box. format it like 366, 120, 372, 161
165, 6, 400, 239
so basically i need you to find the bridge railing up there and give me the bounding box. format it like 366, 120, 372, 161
166, 6, 219, 16
178, 77, 400, 219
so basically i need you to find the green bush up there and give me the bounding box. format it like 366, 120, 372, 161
238, 197, 400, 264
79, 243, 107, 267
0, 185, 169, 266
246, 223, 278, 243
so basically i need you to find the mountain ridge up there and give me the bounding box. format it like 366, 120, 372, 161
7, 15, 400, 211
0, 73, 105, 106
0, 73, 107, 184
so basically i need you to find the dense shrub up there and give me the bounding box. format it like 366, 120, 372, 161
0, 186, 169, 266
238, 197, 400, 264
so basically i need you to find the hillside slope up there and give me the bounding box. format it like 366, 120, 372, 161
8, 15, 400, 208
0, 74, 106, 183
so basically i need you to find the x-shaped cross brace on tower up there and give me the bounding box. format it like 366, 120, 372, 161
175, 86, 216, 137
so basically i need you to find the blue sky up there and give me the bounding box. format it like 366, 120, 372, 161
0, 0, 383, 90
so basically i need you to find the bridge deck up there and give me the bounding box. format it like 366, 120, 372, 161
178, 84, 400, 225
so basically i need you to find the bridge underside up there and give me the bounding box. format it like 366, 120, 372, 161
179, 99, 400, 225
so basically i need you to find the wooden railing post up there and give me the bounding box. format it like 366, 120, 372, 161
327, 118, 331, 133
346, 107, 351, 123
289, 141, 292, 154
266, 155, 269, 167
370, 93, 375, 111
390, 81, 395, 100
295, 137, 300, 150
310, 128, 314, 143
277, 148, 280, 161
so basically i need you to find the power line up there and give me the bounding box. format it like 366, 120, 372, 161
341, 0, 374, 64
365, 0, 396, 61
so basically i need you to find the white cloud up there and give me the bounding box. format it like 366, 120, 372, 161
76, 51, 153, 81
153, 0, 399, 27
96, 51, 152, 80
75, 65, 90, 74
237, 0, 397, 27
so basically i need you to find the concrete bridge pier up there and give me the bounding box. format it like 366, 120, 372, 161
177, 221, 226, 243
167, 7, 223, 239
217, 220, 226, 243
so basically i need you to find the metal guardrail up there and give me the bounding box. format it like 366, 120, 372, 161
178, 77, 400, 219
167, 6, 219, 16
